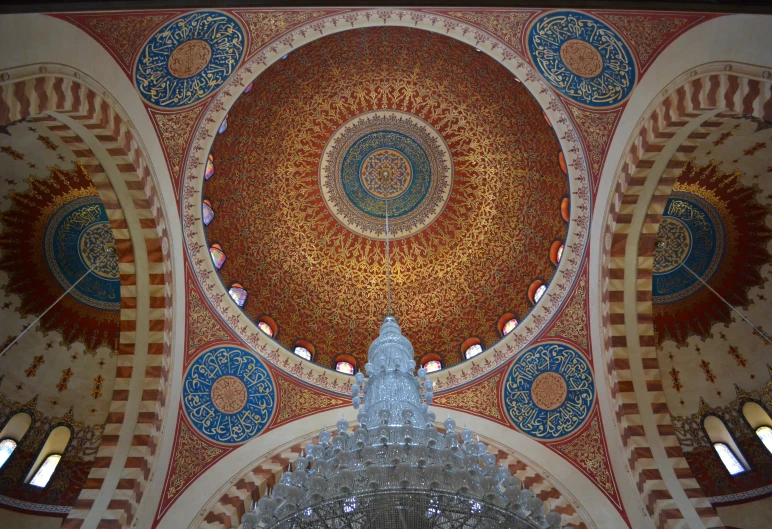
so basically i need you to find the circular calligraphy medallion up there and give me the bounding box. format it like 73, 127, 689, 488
211, 375, 248, 414
530, 372, 568, 410
183, 347, 275, 444
168, 39, 213, 78
360, 149, 413, 199
44, 195, 120, 312
653, 217, 692, 274
503, 343, 594, 440
559, 40, 604, 78
528, 11, 636, 107
653, 191, 725, 304
320, 110, 453, 241
135, 11, 244, 108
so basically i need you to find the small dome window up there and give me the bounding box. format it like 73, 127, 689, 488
561, 197, 570, 222
534, 285, 546, 303
202, 199, 214, 226
713, 442, 745, 475
205, 154, 215, 180
557, 245, 564, 263
756, 426, 772, 454
218, 114, 228, 135
336, 361, 355, 375
0, 439, 17, 469
502, 319, 518, 336
244, 82, 254, 93
558, 151, 567, 175
30, 454, 62, 487
465, 344, 482, 359
528, 280, 546, 304
294, 346, 312, 361
424, 360, 442, 373
228, 283, 248, 307
209, 244, 226, 269
258, 321, 273, 337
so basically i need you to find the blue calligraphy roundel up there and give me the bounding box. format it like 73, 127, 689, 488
503, 342, 594, 440
528, 11, 636, 107
183, 347, 275, 444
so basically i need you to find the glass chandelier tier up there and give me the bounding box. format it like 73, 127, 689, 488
239, 317, 567, 529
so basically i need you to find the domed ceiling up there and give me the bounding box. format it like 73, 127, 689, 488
204, 27, 569, 369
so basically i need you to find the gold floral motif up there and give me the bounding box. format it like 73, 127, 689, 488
151, 105, 205, 182
166, 421, 224, 498
556, 418, 616, 496
560, 40, 603, 78
447, 11, 533, 54
274, 376, 349, 427
187, 283, 231, 353
549, 275, 588, 348
211, 375, 248, 414
433, 373, 502, 421
603, 15, 689, 67
168, 40, 212, 79
567, 104, 621, 177
237, 11, 328, 56
531, 372, 567, 410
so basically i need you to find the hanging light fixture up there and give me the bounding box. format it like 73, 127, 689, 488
239, 188, 568, 529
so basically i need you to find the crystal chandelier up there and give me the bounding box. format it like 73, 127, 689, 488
238, 316, 567, 529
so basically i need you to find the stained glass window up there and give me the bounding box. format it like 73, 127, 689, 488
0, 439, 16, 469
714, 443, 745, 475
202, 200, 215, 226
756, 426, 772, 454
30, 454, 61, 487
336, 361, 355, 375
218, 114, 228, 135
205, 154, 215, 180
228, 284, 248, 307
502, 318, 518, 336
557, 244, 564, 263
209, 244, 226, 269
293, 346, 312, 361
424, 360, 442, 373
464, 344, 483, 360
244, 82, 254, 93
534, 284, 547, 303
258, 321, 274, 337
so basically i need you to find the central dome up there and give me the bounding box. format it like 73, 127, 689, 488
205, 27, 568, 369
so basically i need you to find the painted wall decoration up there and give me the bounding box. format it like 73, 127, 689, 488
0, 163, 120, 353
503, 342, 594, 439
528, 11, 636, 107
320, 111, 452, 240
183, 346, 275, 444
135, 11, 245, 108
653, 160, 772, 347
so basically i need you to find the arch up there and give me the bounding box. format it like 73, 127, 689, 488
419, 352, 443, 373
742, 401, 772, 454
25, 425, 71, 484
257, 315, 279, 338
334, 354, 357, 375
0, 70, 174, 528
0, 411, 32, 442
292, 339, 315, 362
459, 337, 483, 360
597, 62, 771, 529
703, 415, 749, 474
549, 240, 564, 266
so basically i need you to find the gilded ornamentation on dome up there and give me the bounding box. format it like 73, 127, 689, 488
529, 11, 636, 107
183, 347, 274, 444
134, 11, 244, 108
504, 343, 594, 439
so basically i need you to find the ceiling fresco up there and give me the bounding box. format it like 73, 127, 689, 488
655, 117, 772, 415
0, 119, 120, 511
204, 26, 569, 369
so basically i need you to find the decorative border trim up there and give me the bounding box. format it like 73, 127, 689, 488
0, 494, 72, 515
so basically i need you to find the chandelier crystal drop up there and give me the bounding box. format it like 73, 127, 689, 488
238, 316, 568, 529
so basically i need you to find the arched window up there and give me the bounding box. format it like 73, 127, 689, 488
205, 154, 215, 180
218, 114, 228, 135
534, 284, 546, 303
549, 241, 564, 266
424, 360, 442, 373
704, 415, 748, 475
25, 425, 70, 488
30, 454, 62, 487
742, 402, 772, 454
756, 426, 772, 453
502, 319, 518, 336
558, 150, 567, 175
209, 244, 226, 269
561, 197, 570, 222
258, 321, 273, 337
0, 439, 17, 469
556, 245, 564, 263
294, 346, 311, 361
713, 443, 745, 476
244, 81, 254, 93
465, 344, 483, 359
202, 199, 215, 226
228, 283, 248, 307
336, 361, 355, 375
